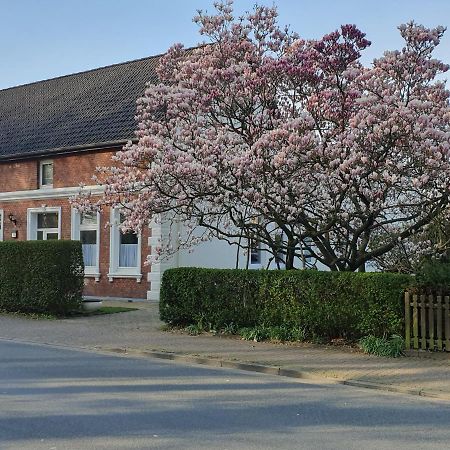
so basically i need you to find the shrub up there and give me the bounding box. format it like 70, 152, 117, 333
239, 324, 305, 342
415, 259, 450, 289
359, 335, 405, 358
239, 326, 271, 342
185, 323, 204, 336
160, 268, 412, 341
0, 240, 84, 315
222, 322, 239, 335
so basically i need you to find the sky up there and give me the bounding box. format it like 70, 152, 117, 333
1, 0, 450, 90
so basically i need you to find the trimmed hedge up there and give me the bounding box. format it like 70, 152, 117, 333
0, 240, 84, 315
160, 268, 413, 340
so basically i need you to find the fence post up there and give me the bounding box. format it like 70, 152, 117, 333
437, 294, 443, 351
412, 294, 419, 350
405, 291, 411, 350
420, 294, 427, 350
428, 294, 434, 351
445, 296, 450, 351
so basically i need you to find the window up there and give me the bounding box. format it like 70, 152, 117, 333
71, 209, 100, 280
37, 212, 59, 240
250, 238, 262, 265
27, 207, 61, 241
39, 160, 53, 188
108, 209, 142, 282
119, 213, 139, 268
0, 210, 3, 241
248, 219, 262, 266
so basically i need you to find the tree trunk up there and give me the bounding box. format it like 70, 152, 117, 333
285, 239, 296, 270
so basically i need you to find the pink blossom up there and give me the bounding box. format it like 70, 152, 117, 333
72, 3, 450, 272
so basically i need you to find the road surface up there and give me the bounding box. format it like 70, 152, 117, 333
0, 339, 449, 449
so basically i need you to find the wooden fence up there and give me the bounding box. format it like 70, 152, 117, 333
405, 291, 450, 352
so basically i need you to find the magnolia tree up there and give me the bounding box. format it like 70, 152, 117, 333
76, 1, 450, 271
373, 212, 450, 273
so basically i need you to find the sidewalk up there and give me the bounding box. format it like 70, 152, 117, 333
0, 301, 449, 401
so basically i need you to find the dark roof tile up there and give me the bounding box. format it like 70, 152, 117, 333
0, 55, 160, 159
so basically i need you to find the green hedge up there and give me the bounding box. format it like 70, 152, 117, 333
160, 268, 413, 340
415, 260, 450, 289
0, 240, 84, 315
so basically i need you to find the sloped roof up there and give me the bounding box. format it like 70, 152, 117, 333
0, 55, 160, 160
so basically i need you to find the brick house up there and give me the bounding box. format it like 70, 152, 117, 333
0, 54, 269, 301
0, 57, 166, 300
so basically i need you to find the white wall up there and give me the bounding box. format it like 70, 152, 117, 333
147, 218, 376, 301
177, 237, 264, 269
147, 219, 267, 300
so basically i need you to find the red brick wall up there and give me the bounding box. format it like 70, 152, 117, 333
84, 204, 150, 299
0, 149, 117, 193
0, 200, 73, 241
53, 151, 117, 188
0, 160, 38, 192
0, 149, 150, 299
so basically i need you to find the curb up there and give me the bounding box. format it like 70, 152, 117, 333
109, 348, 450, 402
1, 337, 449, 402
140, 350, 331, 381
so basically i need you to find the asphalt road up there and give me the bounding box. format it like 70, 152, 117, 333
0, 339, 449, 450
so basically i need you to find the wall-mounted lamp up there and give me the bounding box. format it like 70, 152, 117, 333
8, 214, 17, 226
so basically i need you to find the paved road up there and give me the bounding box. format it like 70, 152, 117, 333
0, 340, 449, 450
1, 305, 449, 397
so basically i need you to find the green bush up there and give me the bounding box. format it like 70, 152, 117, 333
359, 335, 405, 357
160, 268, 412, 341
0, 241, 84, 315
239, 324, 305, 342
239, 326, 271, 342
415, 259, 450, 289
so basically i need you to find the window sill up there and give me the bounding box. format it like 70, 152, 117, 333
84, 271, 101, 282
107, 272, 142, 283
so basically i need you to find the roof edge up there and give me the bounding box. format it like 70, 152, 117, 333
0, 55, 162, 93
0, 139, 134, 162
0, 44, 205, 93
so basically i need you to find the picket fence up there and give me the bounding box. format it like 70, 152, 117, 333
404, 291, 450, 352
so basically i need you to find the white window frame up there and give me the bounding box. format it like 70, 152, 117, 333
108, 208, 142, 282
27, 207, 61, 240
71, 208, 101, 281
0, 209, 3, 241
39, 160, 54, 189
249, 239, 262, 267
248, 223, 263, 268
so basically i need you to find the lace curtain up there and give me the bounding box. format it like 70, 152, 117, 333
119, 244, 138, 268
82, 244, 97, 267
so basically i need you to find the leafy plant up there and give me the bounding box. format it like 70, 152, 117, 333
185, 318, 211, 336
185, 323, 203, 336
359, 335, 405, 358
267, 325, 305, 342
160, 268, 412, 341
239, 326, 270, 342
0, 241, 84, 315
222, 322, 239, 335
415, 260, 450, 289
239, 325, 305, 343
